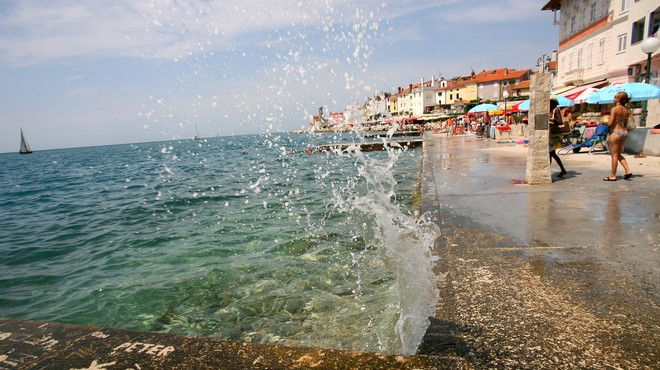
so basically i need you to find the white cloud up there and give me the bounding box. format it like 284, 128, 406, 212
0, 0, 392, 66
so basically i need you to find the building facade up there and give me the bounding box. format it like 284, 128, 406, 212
543, 0, 659, 88
543, 0, 659, 124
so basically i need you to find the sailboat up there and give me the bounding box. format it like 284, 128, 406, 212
193, 124, 200, 140
19, 128, 33, 154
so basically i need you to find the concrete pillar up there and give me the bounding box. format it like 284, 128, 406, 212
525, 73, 552, 185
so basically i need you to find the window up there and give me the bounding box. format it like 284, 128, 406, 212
577, 48, 583, 69
632, 18, 645, 44
587, 43, 593, 68
617, 33, 627, 53
598, 38, 605, 65
590, 2, 597, 22
651, 9, 660, 37
620, 0, 628, 13
571, 15, 576, 33
568, 52, 573, 71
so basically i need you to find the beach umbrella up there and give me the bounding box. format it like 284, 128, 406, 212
468, 103, 498, 113
517, 95, 574, 111
585, 82, 660, 104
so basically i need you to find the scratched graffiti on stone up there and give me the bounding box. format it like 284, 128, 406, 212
26, 335, 58, 350
90, 331, 110, 339
0, 354, 19, 367
111, 342, 174, 357
69, 360, 117, 370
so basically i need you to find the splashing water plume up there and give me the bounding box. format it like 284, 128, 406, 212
134, 1, 440, 355
332, 103, 439, 354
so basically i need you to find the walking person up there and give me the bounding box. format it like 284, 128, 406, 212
603, 92, 633, 181
549, 96, 568, 178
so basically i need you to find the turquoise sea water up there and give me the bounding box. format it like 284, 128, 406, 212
0, 132, 438, 355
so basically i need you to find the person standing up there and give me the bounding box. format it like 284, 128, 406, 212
506, 113, 514, 127
483, 111, 491, 138
603, 92, 633, 181
549, 97, 568, 178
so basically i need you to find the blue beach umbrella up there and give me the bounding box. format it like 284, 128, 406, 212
468, 103, 498, 113
517, 95, 574, 111
585, 82, 660, 104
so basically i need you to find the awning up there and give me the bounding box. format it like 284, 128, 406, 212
508, 101, 525, 112
559, 80, 608, 101
564, 88, 588, 101
551, 85, 575, 95
572, 87, 600, 103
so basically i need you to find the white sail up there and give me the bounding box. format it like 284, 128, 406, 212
20, 128, 32, 154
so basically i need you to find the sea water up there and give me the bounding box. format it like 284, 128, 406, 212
0, 132, 438, 355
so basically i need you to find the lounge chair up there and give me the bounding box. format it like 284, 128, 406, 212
556, 125, 587, 154
575, 124, 609, 154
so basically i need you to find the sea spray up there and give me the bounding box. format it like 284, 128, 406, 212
331, 113, 440, 354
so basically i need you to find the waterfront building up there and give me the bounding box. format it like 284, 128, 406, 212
542, 0, 659, 122
394, 84, 416, 117
472, 68, 532, 102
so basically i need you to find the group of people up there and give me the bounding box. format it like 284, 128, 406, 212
548, 92, 634, 181
445, 111, 516, 138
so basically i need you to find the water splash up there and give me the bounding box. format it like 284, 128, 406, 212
134, 0, 438, 355
332, 107, 439, 355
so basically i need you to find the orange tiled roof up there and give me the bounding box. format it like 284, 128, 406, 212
471, 68, 528, 83
512, 80, 530, 90
444, 80, 468, 90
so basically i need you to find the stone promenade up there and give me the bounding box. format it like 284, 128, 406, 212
418, 132, 659, 368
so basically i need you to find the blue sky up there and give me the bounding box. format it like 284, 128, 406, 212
0, 0, 558, 153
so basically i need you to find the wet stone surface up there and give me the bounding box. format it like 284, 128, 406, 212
0, 318, 467, 369
419, 134, 660, 368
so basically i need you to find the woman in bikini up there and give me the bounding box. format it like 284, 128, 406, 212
603, 91, 633, 181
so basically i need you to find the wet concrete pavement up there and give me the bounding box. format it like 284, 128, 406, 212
418, 133, 659, 368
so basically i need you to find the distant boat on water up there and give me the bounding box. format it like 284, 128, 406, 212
193, 124, 200, 140
19, 128, 32, 154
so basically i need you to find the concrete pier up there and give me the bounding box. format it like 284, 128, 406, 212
316, 139, 422, 153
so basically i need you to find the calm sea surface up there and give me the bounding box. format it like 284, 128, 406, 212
0, 132, 438, 355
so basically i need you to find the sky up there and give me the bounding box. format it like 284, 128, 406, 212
0, 0, 559, 153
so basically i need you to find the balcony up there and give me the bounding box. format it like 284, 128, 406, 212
564, 68, 584, 85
